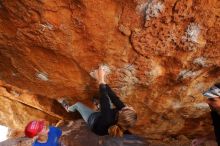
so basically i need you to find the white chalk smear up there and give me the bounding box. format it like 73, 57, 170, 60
40, 22, 53, 31
183, 23, 200, 43
194, 103, 209, 110
193, 57, 206, 67
145, 1, 164, 21
178, 70, 200, 79
36, 72, 49, 81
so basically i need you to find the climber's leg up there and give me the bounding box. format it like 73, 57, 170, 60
68, 102, 95, 123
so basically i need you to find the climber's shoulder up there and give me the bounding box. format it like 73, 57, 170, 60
49, 126, 62, 137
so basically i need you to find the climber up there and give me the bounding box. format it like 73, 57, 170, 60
24, 120, 62, 146
58, 65, 137, 137
192, 83, 220, 146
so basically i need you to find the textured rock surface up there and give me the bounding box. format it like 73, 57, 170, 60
0, 0, 219, 145
0, 81, 76, 130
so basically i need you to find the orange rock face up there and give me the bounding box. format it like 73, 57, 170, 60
0, 81, 76, 130
0, 0, 219, 145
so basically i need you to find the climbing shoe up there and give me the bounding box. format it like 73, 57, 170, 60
57, 98, 70, 112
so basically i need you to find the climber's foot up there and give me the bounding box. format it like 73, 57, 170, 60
57, 98, 70, 112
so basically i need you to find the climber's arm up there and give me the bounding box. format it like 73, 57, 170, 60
99, 84, 112, 123
106, 84, 125, 110
211, 111, 220, 143
55, 120, 63, 127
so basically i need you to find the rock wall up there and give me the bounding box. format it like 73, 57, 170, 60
0, 0, 219, 145
0, 81, 76, 130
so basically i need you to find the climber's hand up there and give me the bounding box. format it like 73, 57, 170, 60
191, 137, 207, 146
207, 97, 220, 113
98, 65, 106, 84
55, 120, 64, 127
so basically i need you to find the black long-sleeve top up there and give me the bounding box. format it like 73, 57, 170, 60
211, 111, 220, 146
91, 84, 126, 136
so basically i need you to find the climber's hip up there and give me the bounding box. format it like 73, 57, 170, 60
87, 112, 101, 129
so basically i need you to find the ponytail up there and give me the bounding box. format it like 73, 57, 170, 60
108, 107, 137, 137
108, 125, 124, 137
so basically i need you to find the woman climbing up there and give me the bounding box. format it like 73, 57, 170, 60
58, 65, 137, 137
